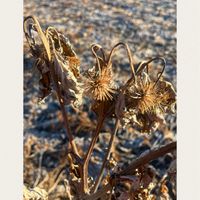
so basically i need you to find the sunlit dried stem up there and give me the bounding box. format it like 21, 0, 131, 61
92, 119, 120, 193
24, 16, 51, 61
119, 141, 176, 176
82, 115, 105, 193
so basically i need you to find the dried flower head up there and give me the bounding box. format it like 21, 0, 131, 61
86, 42, 137, 120
116, 57, 176, 133
85, 66, 116, 101
126, 72, 158, 114
126, 73, 175, 115
84, 44, 116, 101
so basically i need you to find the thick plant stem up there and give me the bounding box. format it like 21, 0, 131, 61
82, 116, 105, 194
49, 63, 79, 157
84, 141, 176, 200
119, 141, 176, 176
92, 119, 119, 193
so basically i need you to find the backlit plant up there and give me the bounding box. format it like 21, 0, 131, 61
23, 16, 176, 200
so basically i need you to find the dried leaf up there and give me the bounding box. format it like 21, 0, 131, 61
52, 52, 83, 106
24, 16, 83, 106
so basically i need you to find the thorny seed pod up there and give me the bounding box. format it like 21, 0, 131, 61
84, 44, 116, 102
88, 42, 136, 119
116, 57, 176, 133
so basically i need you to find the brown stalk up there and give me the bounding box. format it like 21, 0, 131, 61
24, 16, 79, 157
84, 141, 176, 200
92, 119, 120, 193
136, 57, 166, 87
91, 43, 106, 73
118, 141, 176, 176
48, 61, 80, 157
107, 42, 136, 81
24, 16, 51, 61
81, 114, 105, 193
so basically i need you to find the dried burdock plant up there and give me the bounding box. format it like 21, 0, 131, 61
24, 16, 81, 156
84, 44, 116, 101
81, 42, 138, 194
24, 16, 176, 200
81, 44, 116, 194
24, 17, 83, 106
116, 57, 176, 133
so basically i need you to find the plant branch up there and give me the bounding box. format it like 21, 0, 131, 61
84, 141, 176, 200
92, 119, 119, 193
119, 141, 176, 176
48, 62, 80, 157
81, 115, 105, 194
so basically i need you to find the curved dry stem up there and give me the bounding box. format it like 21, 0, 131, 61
119, 141, 176, 176
24, 16, 51, 61
91, 43, 106, 74
81, 115, 105, 194
136, 57, 166, 87
91, 43, 106, 62
136, 60, 150, 74
23, 18, 36, 52
92, 119, 120, 193
107, 42, 136, 81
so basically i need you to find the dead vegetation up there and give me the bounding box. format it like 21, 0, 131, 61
23, 16, 176, 200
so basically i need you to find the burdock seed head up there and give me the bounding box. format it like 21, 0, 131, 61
116, 57, 176, 133
126, 72, 158, 114
85, 66, 116, 101
84, 44, 116, 101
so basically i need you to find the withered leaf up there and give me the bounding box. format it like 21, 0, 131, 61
24, 16, 83, 106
